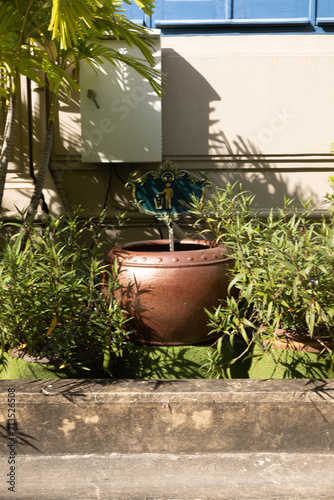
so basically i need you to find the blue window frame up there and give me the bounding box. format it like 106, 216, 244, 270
153, 0, 230, 26
232, 0, 310, 22
316, 0, 334, 24
121, 2, 147, 25
122, 0, 334, 33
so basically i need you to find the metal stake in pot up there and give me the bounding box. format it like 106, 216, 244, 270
168, 223, 175, 252
125, 160, 212, 251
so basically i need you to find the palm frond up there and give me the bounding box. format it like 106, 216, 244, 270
73, 40, 162, 95
49, 0, 157, 49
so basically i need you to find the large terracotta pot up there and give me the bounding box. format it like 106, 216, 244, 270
108, 239, 234, 345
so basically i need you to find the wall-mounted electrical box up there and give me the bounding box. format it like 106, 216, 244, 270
80, 35, 161, 163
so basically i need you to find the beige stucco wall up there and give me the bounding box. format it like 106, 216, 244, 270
161, 35, 334, 213
3, 34, 334, 242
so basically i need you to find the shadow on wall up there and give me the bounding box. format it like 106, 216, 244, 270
162, 48, 221, 156
162, 48, 328, 211
41, 48, 330, 217
1, 81, 48, 214
208, 129, 325, 212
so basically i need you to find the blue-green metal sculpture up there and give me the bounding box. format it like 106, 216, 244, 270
125, 160, 212, 250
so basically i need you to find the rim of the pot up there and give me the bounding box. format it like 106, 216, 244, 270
108, 239, 233, 267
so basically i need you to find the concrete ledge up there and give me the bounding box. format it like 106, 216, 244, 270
2, 452, 334, 499
1, 379, 334, 455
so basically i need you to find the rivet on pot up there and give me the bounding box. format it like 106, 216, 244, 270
172, 258, 179, 262
142, 257, 147, 262
157, 257, 163, 262
187, 257, 194, 261
201, 255, 208, 260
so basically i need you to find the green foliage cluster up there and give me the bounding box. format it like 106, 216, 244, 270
191, 180, 334, 378
0, 208, 130, 373
0, 0, 163, 215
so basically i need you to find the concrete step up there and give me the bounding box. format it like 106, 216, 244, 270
2, 379, 334, 499
2, 452, 334, 500
2, 379, 334, 455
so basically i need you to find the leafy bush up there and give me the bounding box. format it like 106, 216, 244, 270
0, 208, 130, 373
191, 181, 334, 378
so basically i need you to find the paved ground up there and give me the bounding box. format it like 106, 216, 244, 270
2, 380, 334, 499
2, 452, 334, 499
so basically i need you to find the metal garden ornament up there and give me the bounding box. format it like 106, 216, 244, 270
125, 160, 212, 251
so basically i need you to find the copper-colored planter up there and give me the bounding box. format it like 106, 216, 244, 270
108, 239, 233, 345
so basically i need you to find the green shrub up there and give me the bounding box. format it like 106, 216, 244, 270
0, 208, 130, 373
191, 182, 334, 378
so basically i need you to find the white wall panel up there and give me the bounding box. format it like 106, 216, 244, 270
80, 38, 161, 163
